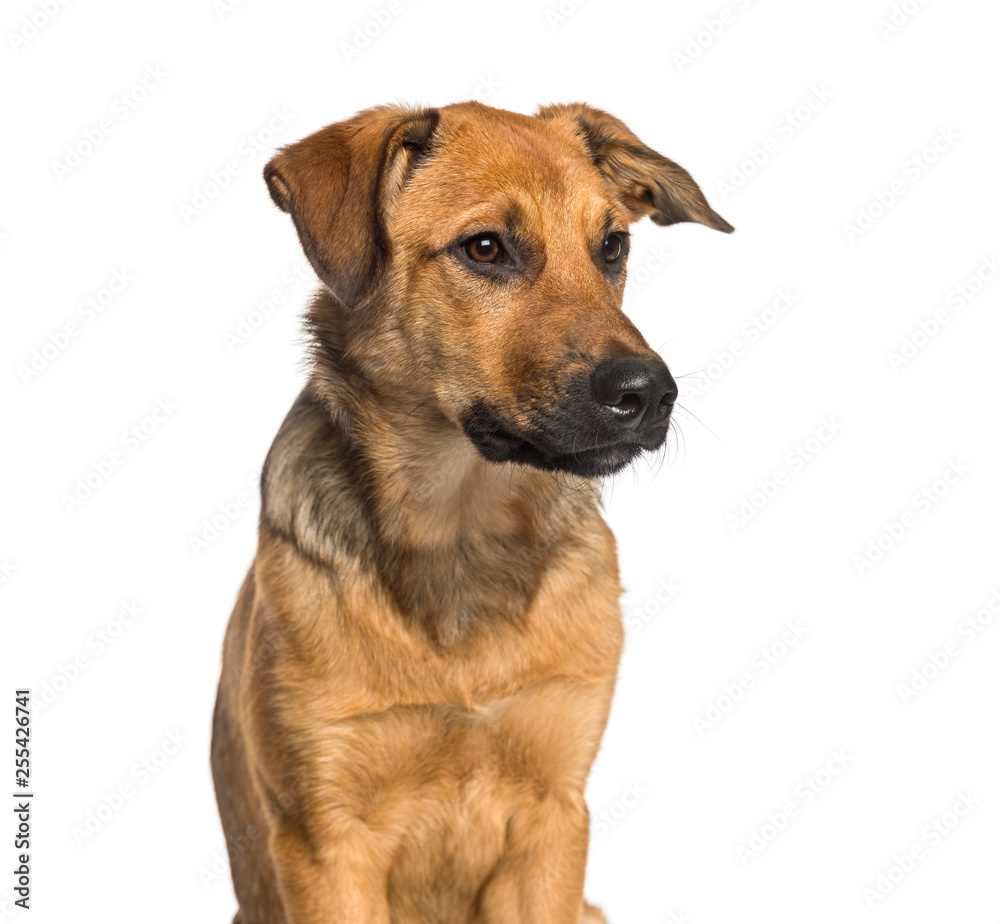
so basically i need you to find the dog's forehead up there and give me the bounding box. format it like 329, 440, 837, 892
400, 103, 626, 238
437, 103, 581, 168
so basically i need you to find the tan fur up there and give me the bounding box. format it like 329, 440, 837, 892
212, 101, 730, 923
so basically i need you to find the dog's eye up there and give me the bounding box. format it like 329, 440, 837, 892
602, 233, 624, 263
464, 235, 503, 264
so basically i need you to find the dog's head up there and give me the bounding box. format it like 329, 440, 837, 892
264, 102, 731, 477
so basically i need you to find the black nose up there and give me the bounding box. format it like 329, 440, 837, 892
591, 357, 677, 430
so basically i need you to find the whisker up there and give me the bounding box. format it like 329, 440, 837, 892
673, 403, 722, 443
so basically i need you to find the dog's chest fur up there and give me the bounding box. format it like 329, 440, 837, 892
234, 388, 622, 884
224, 392, 623, 917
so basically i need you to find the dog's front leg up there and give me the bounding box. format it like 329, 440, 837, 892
269, 816, 390, 924
476, 792, 591, 924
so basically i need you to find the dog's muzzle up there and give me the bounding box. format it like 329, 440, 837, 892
462, 355, 676, 478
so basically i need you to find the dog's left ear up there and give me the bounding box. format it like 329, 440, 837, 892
538, 103, 733, 233
264, 105, 440, 309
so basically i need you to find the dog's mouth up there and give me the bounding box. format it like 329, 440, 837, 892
463, 417, 668, 478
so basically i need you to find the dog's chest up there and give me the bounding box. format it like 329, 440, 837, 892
372, 685, 603, 921
384, 749, 515, 920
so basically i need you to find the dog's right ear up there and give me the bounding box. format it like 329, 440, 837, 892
264, 106, 439, 309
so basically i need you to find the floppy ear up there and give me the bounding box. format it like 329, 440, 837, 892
263, 105, 440, 309
537, 102, 733, 233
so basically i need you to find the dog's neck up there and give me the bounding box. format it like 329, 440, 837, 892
266, 372, 601, 647
353, 393, 547, 545
350, 378, 603, 646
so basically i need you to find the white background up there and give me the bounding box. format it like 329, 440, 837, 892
2, 0, 999, 922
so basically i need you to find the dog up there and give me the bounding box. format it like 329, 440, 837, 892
211, 100, 731, 924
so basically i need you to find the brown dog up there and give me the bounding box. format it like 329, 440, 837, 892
211, 101, 731, 924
